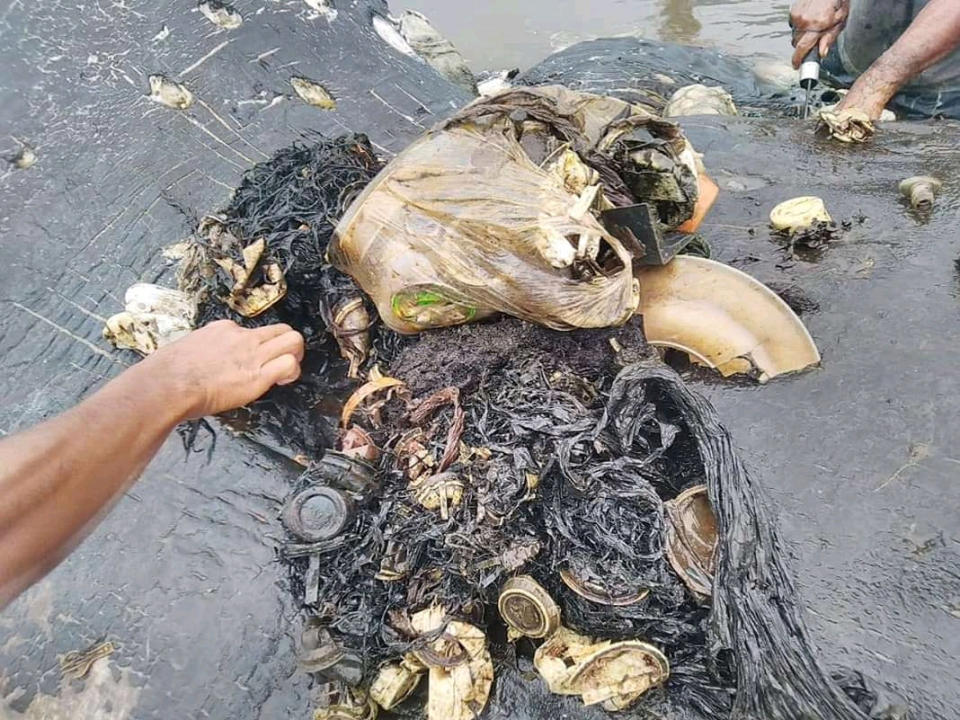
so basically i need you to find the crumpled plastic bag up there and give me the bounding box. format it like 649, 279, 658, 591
330, 85, 700, 334
818, 108, 876, 143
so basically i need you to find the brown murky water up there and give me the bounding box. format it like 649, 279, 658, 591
403, 0, 793, 71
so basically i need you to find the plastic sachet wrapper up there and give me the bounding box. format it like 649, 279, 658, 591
330, 85, 700, 334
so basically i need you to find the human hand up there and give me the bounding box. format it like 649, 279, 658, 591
790, 0, 849, 69
144, 320, 305, 419
834, 73, 893, 121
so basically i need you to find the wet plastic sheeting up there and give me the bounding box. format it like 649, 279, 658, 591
0, 1, 466, 717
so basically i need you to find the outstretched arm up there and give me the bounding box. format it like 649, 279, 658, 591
0, 320, 304, 608
837, 0, 960, 118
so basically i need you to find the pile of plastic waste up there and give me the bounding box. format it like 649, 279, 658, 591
104, 87, 906, 720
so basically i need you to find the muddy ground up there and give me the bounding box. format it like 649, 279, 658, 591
1, 1, 959, 719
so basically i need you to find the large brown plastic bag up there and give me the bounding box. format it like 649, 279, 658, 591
329, 86, 699, 334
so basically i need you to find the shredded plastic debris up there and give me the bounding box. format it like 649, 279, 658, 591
198, 0, 242, 29
313, 684, 378, 720
331, 85, 701, 334
270, 314, 900, 719
664, 84, 738, 117
291, 77, 337, 109
769, 196, 843, 257
331, 297, 371, 379
820, 90, 896, 122
370, 663, 421, 710
103, 283, 196, 355
208, 235, 289, 317
172, 135, 384, 460
535, 626, 670, 710
60, 641, 117, 680
148, 74, 193, 109
412, 610, 493, 720
664, 485, 716, 602
10, 143, 36, 169
899, 175, 942, 211
819, 108, 876, 143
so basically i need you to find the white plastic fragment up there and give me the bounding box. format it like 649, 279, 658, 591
290, 76, 336, 109
124, 283, 197, 321
11, 144, 37, 169
536, 227, 577, 269
408, 609, 493, 720
769, 196, 832, 233
199, 1, 242, 29
103, 284, 197, 355
664, 84, 737, 117
372, 15, 418, 58
477, 73, 512, 97
304, 0, 338, 22
148, 75, 193, 109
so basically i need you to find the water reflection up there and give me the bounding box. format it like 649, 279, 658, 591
659, 0, 701, 44
403, 0, 792, 71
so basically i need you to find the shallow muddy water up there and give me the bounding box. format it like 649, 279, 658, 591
404, 0, 793, 71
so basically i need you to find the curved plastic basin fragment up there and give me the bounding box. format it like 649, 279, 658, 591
636, 256, 820, 383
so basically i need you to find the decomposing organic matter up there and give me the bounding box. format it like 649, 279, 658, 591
535, 626, 670, 710
10, 143, 36, 169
